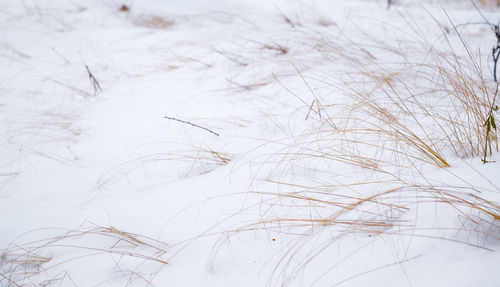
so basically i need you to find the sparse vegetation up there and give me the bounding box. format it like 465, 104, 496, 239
1, 1, 499, 286
209, 4, 500, 285
0, 226, 169, 286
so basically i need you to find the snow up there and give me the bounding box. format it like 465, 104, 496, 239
1, 0, 499, 286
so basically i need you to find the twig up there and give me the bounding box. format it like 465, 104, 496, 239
164, 116, 220, 136
492, 24, 500, 82
468, 1, 499, 162
85, 64, 102, 96
468, 1, 499, 80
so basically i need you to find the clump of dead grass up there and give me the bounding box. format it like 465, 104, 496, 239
92, 145, 232, 194
316, 28, 498, 168
476, 0, 500, 6
211, 5, 500, 286
0, 225, 169, 286
134, 15, 174, 29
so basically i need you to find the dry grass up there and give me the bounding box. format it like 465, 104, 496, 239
313, 26, 497, 168
210, 173, 500, 285
477, 0, 500, 6
210, 6, 500, 286
91, 145, 232, 194
2, 2, 498, 286
134, 15, 174, 29
0, 225, 169, 286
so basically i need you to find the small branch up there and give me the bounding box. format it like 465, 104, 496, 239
469, 0, 495, 32
492, 24, 500, 82
164, 116, 220, 136
469, 1, 500, 163
494, 46, 499, 82
85, 64, 102, 96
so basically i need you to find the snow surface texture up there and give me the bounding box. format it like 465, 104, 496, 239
1, 0, 499, 286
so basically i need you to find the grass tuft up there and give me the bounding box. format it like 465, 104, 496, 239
0, 225, 169, 286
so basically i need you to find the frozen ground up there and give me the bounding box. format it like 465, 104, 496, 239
1, 0, 500, 286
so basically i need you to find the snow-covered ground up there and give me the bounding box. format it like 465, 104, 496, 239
1, 0, 499, 286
